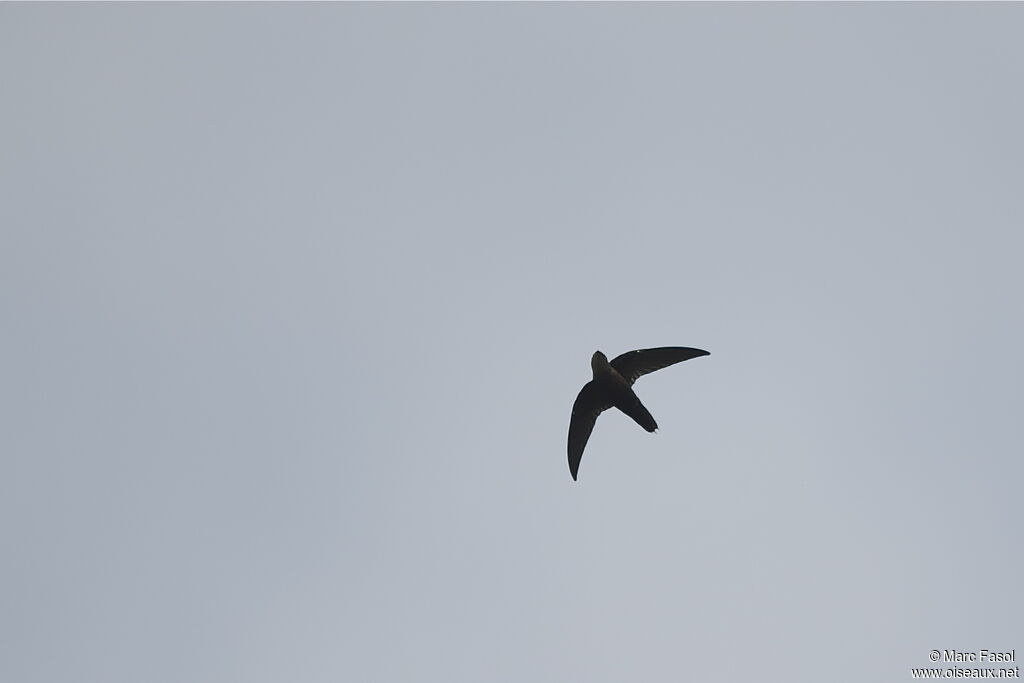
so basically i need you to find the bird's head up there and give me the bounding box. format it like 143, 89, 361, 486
591, 350, 608, 374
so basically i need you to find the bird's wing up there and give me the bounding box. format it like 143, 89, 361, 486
610, 347, 710, 385
568, 381, 613, 481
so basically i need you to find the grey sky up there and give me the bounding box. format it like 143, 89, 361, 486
3, 4, 1022, 682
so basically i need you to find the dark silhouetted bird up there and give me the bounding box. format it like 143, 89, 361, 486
567, 346, 709, 480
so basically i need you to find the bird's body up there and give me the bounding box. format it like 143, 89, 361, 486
567, 346, 709, 480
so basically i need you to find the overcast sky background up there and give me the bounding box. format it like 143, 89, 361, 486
3, 4, 1022, 682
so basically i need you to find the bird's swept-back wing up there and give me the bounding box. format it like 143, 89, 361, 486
567, 381, 613, 481
610, 347, 709, 386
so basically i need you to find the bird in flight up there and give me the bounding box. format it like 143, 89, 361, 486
567, 346, 709, 480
